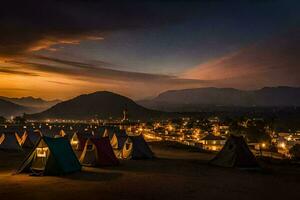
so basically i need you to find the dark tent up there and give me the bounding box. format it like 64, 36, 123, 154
122, 135, 154, 159
26, 129, 42, 145
109, 128, 128, 150
0, 132, 22, 151
70, 131, 93, 151
18, 131, 37, 148
210, 135, 259, 168
92, 127, 106, 139
79, 137, 119, 167
17, 137, 81, 176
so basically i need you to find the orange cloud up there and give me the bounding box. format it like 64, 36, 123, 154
27, 35, 103, 52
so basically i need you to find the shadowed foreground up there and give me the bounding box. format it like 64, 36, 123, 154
0, 143, 300, 200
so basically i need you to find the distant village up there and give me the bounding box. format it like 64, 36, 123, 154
1, 108, 300, 161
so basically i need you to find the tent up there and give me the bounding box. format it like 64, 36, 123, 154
79, 137, 119, 167
92, 127, 106, 139
17, 136, 81, 175
59, 129, 67, 137
210, 135, 259, 168
15, 132, 22, 145
0, 132, 22, 151
108, 128, 128, 150
26, 129, 41, 145
122, 135, 154, 159
70, 131, 93, 151
59, 128, 74, 139
19, 131, 40, 148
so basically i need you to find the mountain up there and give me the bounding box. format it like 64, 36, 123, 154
138, 87, 300, 112
27, 91, 161, 120
0, 99, 33, 118
0, 96, 61, 112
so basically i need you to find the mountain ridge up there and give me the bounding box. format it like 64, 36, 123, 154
0, 96, 61, 111
138, 86, 300, 112
0, 99, 33, 118
27, 91, 161, 120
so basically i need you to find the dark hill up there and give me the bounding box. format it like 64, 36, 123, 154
0, 99, 31, 117
138, 87, 300, 112
27, 91, 161, 120
0, 96, 61, 112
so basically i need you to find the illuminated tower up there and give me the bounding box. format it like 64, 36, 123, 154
122, 107, 128, 122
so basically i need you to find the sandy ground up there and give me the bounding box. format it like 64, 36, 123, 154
0, 143, 300, 200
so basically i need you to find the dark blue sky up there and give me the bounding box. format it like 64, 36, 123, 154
49, 0, 299, 74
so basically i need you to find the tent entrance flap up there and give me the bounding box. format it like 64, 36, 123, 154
31, 140, 49, 171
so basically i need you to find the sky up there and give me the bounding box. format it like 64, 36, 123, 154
0, 0, 299, 100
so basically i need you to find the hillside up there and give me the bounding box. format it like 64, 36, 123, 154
0, 96, 61, 112
0, 99, 32, 117
138, 87, 300, 112
27, 91, 161, 120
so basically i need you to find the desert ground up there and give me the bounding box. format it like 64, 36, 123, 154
0, 143, 300, 200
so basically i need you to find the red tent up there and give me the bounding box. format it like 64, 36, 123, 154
79, 137, 119, 167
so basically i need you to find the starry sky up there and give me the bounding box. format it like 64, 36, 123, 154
0, 0, 299, 100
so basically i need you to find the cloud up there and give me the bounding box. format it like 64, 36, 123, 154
46, 80, 72, 86
0, 88, 31, 91
0, 1, 191, 57
9, 56, 209, 85
2, 55, 212, 99
0, 67, 38, 76
184, 29, 300, 89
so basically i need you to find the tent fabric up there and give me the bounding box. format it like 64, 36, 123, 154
210, 135, 259, 168
19, 131, 36, 148
79, 137, 119, 167
0, 132, 22, 151
15, 133, 22, 145
26, 130, 41, 145
103, 127, 117, 138
110, 134, 119, 149
17, 136, 81, 176
59, 130, 67, 137
122, 135, 154, 159
70, 132, 92, 151
108, 128, 128, 150
92, 127, 106, 139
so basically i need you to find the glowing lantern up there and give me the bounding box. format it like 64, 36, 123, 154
36, 147, 48, 157
71, 139, 79, 145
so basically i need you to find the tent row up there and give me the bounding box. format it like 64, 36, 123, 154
16, 133, 154, 176
13, 133, 258, 176
1, 125, 155, 161
71, 127, 154, 160
0, 130, 41, 151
